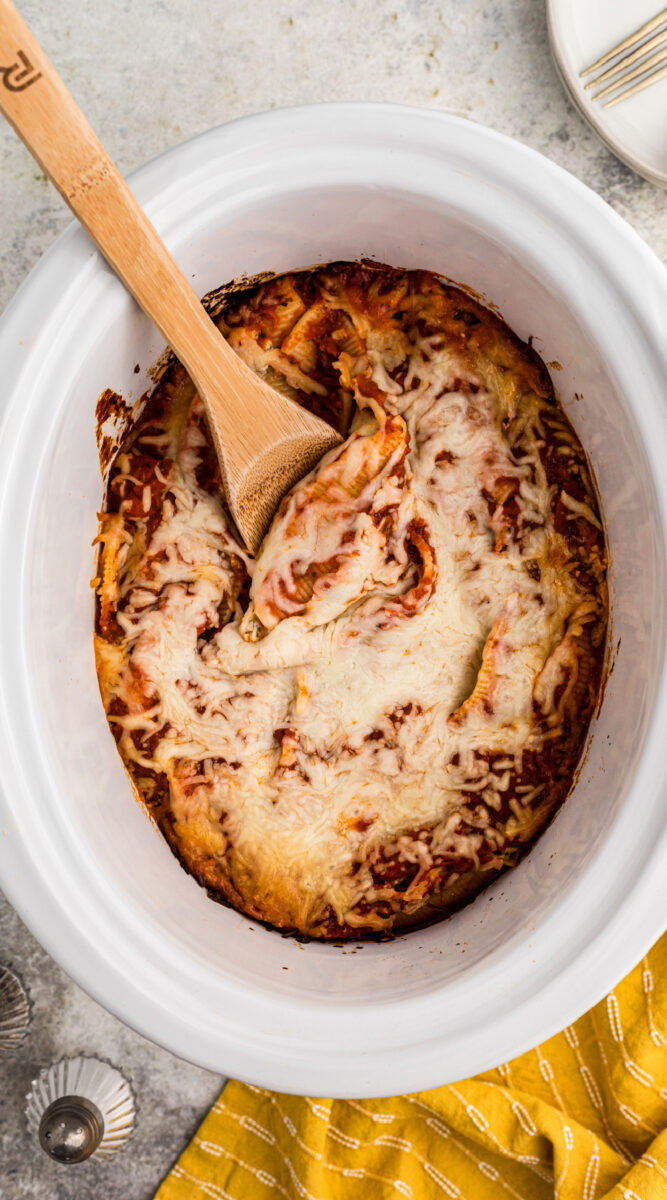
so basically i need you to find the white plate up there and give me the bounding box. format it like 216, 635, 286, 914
548, 0, 667, 188
0, 105, 666, 1096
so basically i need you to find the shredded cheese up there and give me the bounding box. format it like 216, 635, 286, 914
94, 265, 607, 938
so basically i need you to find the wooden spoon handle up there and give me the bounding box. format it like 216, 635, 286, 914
0, 0, 251, 427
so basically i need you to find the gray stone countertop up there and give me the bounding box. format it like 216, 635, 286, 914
0, 1, 665, 1196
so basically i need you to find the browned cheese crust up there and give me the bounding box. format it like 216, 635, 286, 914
93, 262, 608, 939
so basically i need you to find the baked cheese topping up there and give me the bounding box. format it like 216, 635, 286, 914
94, 263, 607, 938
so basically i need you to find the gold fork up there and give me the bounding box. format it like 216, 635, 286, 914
580, 7, 667, 107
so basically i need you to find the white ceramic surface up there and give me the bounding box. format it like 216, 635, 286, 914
0, 104, 666, 1098
548, 0, 667, 188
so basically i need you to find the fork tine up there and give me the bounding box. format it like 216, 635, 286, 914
580, 7, 667, 76
603, 60, 667, 106
592, 45, 667, 100
584, 28, 667, 88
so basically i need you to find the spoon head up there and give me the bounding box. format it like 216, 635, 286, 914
226, 422, 343, 555
202, 350, 344, 554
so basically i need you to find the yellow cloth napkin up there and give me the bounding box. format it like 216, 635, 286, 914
156, 934, 667, 1199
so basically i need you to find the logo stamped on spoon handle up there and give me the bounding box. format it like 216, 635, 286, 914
1, 49, 41, 92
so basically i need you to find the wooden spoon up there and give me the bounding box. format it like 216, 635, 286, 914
0, 0, 342, 553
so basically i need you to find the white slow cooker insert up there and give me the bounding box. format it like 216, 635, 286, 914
1, 105, 666, 1096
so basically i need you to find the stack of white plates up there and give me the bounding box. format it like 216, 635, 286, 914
548, 0, 667, 188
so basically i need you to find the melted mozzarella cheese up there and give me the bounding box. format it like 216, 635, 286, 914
101, 327, 597, 930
